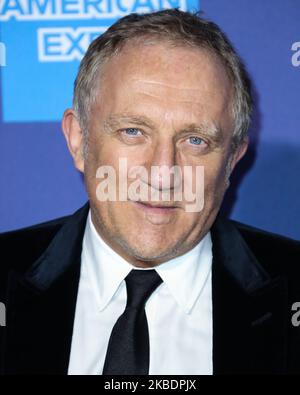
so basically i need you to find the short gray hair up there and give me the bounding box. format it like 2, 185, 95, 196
73, 8, 252, 150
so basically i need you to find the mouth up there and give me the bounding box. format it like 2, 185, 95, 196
132, 200, 179, 214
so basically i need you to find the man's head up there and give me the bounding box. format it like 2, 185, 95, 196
62, 9, 252, 267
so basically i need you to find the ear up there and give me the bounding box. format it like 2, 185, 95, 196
62, 109, 85, 173
228, 137, 249, 174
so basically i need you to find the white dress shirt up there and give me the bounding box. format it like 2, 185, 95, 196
68, 210, 213, 375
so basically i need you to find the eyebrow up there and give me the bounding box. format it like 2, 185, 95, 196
178, 122, 224, 144
103, 113, 223, 143
103, 113, 156, 133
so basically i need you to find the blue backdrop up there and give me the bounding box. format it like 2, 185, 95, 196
0, 0, 299, 240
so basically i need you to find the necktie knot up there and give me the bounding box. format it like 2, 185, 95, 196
125, 269, 163, 309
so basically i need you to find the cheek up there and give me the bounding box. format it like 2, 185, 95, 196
91, 134, 147, 169
204, 162, 228, 199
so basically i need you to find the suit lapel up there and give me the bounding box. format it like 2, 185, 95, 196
2, 203, 89, 375
211, 216, 288, 374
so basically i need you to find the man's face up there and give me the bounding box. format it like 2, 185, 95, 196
65, 42, 247, 267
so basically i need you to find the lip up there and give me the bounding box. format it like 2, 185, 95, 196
132, 201, 179, 214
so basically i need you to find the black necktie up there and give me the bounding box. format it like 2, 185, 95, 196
102, 269, 163, 375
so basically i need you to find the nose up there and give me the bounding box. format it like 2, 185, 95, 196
148, 138, 178, 191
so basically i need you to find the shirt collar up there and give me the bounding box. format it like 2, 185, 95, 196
82, 210, 136, 311
82, 210, 212, 314
155, 231, 212, 314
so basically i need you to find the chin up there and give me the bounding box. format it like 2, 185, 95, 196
123, 240, 181, 264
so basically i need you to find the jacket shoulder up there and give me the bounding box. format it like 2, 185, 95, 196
0, 214, 71, 274
230, 219, 300, 277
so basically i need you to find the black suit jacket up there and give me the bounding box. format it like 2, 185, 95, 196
0, 202, 300, 375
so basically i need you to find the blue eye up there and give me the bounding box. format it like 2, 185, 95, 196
123, 128, 141, 136
189, 136, 204, 145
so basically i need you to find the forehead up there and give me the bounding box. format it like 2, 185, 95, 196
94, 42, 233, 128
101, 41, 231, 90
